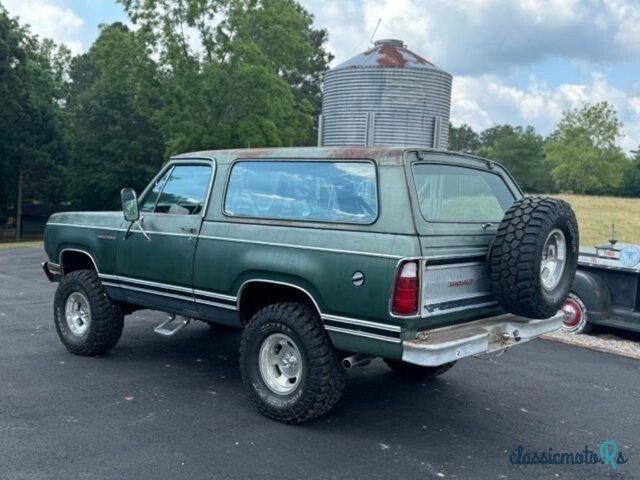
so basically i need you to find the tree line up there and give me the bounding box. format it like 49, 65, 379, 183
1, 0, 639, 241
0, 0, 331, 239
450, 102, 640, 196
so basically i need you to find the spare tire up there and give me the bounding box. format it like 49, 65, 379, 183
489, 196, 579, 319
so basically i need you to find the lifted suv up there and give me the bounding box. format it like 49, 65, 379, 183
43, 147, 578, 423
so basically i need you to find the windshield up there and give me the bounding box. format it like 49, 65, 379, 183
412, 164, 515, 223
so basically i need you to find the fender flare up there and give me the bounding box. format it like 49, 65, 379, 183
571, 269, 611, 315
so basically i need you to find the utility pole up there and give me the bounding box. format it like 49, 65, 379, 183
16, 163, 23, 242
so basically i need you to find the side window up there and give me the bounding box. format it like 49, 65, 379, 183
140, 168, 172, 212
412, 164, 515, 222
141, 165, 212, 215
224, 161, 378, 224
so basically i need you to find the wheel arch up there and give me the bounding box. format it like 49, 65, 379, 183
237, 278, 323, 326
571, 269, 611, 315
59, 248, 99, 275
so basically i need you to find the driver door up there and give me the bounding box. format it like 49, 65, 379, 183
115, 161, 213, 316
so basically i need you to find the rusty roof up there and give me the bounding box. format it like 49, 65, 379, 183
332, 39, 444, 71
171, 146, 492, 168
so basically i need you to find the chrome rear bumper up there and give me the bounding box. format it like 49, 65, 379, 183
402, 311, 564, 366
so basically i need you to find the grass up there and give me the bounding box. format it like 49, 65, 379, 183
550, 194, 640, 247
0, 240, 43, 250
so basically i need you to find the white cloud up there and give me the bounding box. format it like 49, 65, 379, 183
300, 0, 640, 151
302, 0, 640, 74
451, 74, 640, 151
4, 0, 84, 53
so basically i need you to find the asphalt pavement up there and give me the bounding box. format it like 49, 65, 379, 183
1, 247, 638, 480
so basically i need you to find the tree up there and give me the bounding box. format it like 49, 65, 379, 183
66, 23, 164, 210
118, 0, 330, 152
0, 7, 68, 239
545, 102, 626, 194
477, 125, 551, 193
448, 123, 480, 153
620, 147, 640, 197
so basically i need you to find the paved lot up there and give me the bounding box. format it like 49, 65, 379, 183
1, 247, 638, 480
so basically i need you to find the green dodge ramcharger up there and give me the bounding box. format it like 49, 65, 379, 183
43, 147, 579, 423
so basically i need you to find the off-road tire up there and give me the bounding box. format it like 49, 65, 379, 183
489, 196, 579, 319
384, 360, 456, 378
54, 270, 124, 356
239, 302, 345, 424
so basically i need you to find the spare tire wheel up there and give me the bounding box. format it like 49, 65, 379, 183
489, 196, 579, 319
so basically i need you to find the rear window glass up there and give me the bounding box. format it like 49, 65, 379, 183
412, 164, 514, 222
225, 161, 378, 224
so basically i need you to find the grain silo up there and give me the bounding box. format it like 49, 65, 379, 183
319, 39, 452, 149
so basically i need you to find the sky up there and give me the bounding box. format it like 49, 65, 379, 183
4, 0, 640, 151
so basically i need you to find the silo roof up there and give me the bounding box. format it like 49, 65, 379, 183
333, 39, 446, 71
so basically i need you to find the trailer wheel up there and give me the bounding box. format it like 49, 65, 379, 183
561, 293, 592, 334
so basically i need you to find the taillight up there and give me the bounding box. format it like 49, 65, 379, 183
392, 260, 419, 316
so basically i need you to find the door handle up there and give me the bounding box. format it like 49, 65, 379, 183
180, 227, 197, 235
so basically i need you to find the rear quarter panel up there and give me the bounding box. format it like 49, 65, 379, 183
193, 159, 419, 358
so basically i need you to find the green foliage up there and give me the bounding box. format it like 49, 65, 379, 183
477, 125, 552, 193
546, 102, 627, 194
66, 23, 164, 210
448, 123, 480, 153
620, 148, 640, 197
119, 0, 329, 154
0, 6, 68, 232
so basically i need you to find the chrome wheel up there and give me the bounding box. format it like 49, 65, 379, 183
561, 293, 588, 333
540, 228, 567, 291
258, 333, 304, 395
64, 292, 91, 337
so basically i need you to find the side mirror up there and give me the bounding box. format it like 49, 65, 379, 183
121, 188, 140, 222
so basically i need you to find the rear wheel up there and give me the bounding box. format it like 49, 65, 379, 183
384, 360, 456, 379
561, 293, 591, 334
239, 302, 345, 423
54, 270, 124, 356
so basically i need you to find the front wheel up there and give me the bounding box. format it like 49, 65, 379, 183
54, 270, 124, 356
239, 302, 345, 423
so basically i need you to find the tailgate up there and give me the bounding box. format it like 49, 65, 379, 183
422, 253, 497, 317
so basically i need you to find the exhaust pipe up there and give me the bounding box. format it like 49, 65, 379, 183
342, 353, 375, 369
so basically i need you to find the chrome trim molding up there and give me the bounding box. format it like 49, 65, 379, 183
324, 325, 402, 343
194, 289, 237, 302
321, 314, 401, 332
49, 223, 121, 232
194, 298, 237, 310
98, 273, 238, 308
103, 282, 194, 302
198, 235, 403, 259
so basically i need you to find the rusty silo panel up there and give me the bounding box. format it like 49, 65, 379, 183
320, 39, 452, 149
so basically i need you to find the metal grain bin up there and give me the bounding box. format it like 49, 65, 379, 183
319, 39, 452, 149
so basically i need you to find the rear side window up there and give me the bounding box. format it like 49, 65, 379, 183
224, 161, 378, 224
412, 164, 514, 222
